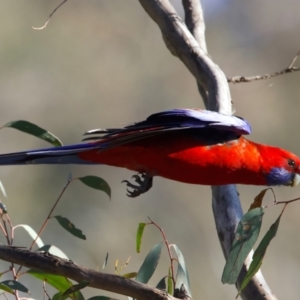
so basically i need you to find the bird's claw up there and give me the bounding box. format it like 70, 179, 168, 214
132, 173, 145, 185
122, 173, 153, 198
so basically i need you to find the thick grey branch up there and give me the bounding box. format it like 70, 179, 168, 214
139, 1, 277, 299
138, 0, 231, 113
181, 0, 208, 107
228, 67, 300, 83
0, 245, 178, 300
181, 0, 207, 53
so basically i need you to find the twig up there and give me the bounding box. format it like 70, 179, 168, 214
32, 0, 68, 30
29, 178, 72, 250
42, 281, 51, 300
148, 217, 175, 286
273, 197, 300, 206
15, 178, 72, 277
228, 50, 300, 83
1, 215, 11, 246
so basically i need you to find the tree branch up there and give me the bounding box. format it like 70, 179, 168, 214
139, 1, 277, 299
181, 0, 208, 108
181, 0, 207, 53
138, 0, 231, 113
228, 50, 300, 83
0, 245, 179, 300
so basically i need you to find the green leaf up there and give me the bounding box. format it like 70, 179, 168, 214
222, 207, 264, 284
171, 244, 192, 297
122, 272, 137, 279
52, 291, 84, 300
136, 223, 146, 253
156, 277, 166, 291
52, 292, 68, 300
167, 267, 173, 295
102, 252, 109, 270
0, 283, 14, 294
62, 281, 89, 297
3, 120, 63, 147
14, 224, 44, 248
54, 216, 86, 240
135, 242, 163, 283
37, 245, 69, 259
0, 280, 29, 293
27, 270, 72, 292
78, 176, 111, 199
239, 211, 282, 294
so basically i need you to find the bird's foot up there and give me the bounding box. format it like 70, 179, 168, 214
122, 173, 153, 198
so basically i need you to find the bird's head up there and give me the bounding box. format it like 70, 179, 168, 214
259, 145, 300, 187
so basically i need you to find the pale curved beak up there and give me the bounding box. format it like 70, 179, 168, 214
292, 173, 300, 187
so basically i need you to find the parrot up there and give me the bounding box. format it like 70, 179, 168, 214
0, 109, 299, 197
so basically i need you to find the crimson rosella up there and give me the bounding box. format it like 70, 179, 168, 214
0, 109, 299, 197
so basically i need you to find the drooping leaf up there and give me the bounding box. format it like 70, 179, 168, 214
53, 216, 86, 240
3, 120, 63, 147
27, 270, 72, 292
249, 189, 270, 211
102, 252, 109, 270
122, 272, 137, 279
13, 224, 44, 248
37, 245, 68, 259
136, 223, 146, 253
0, 280, 29, 293
135, 242, 163, 283
167, 267, 173, 295
0, 283, 14, 294
62, 281, 89, 297
156, 277, 166, 291
238, 211, 282, 294
78, 176, 111, 199
222, 207, 264, 284
171, 244, 191, 297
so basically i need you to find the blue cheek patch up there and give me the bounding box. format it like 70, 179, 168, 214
266, 167, 294, 186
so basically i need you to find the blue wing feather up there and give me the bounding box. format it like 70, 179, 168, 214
143, 109, 251, 135
0, 109, 251, 166
84, 109, 251, 141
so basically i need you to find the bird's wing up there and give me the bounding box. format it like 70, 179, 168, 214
83, 109, 251, 148
0, 109, 251, 165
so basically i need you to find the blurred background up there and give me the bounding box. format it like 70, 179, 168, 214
0, 0, 300, 299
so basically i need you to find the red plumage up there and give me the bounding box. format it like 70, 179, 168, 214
0, 109, 299, 196
79, 133, 300, 187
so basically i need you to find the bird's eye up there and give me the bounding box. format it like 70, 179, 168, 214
288, 159, 296, 168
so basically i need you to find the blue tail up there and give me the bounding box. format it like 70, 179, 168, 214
0, 143, 100, 165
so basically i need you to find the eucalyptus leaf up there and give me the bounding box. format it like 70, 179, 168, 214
54, 216, 86, 240
3, 120, 63, 147
78, 176, 111, 199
